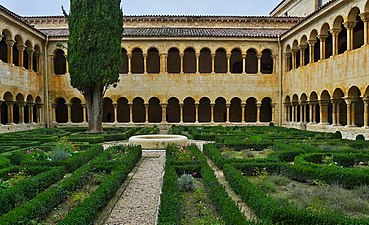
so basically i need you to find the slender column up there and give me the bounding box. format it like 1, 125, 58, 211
299, 102, 304, 123
18, 102, 25, 124
272, 103, 276, 123
179, 103, 184, 123
307, 40, 316, 64
290, 49, 297, 69
143, 53, 148, 74
330, 28, 341, 56
211, 53, 216, 74
161, 103, 167, 123
144, 103, 149, 124
272, 54, 277, 74
284, 104, 289, 122
226, 103, 231, 123
127, 54, 132, 74
360, 13, 369, 46
113, 103, 118, 123
331, 100, 337, 126
241, 103, 246, 123
337, 100, 341, 125
308, 102, 314, 123
0, 101, 3, 125
344, 21, 357, 51
317, 34, 327, 60
226, 53, 231, 74
291, 103, 296, 122
344, 97, 353, 127
299, 45, 306, 66
17, 45, 25, 68
242, 53, 247, 74
128, 103, 133, 123
288, 105, 292, 122
29, 103, 35, 123
318, 100, 329, 125
82, 104, 87, 123
256, 102, 261, 123
210, 103, 215, 123
65, 55, 69, 73
27, 49, 35, 70
195, 103, 199, 123
66, 103, 72, 123
160, 53, 167, 73
180, 53, 184, 74
6, 101, 15, 125
284, 53, 291, 72
257, 53, 262, 74
49, 56, 55, 74
5, 40, 15, 64
52, 103, 57, 123
363, 97, 369, 128
37, 104, 43, 124
196, 53, 200, 74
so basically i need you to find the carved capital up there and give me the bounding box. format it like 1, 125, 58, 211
343, 21, 357, 30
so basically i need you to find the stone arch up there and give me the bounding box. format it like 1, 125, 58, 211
230, 97, 242, 122
348, 86, 364, 127
246, 48, 258, 74
245, 97, 257, 122
285, 45, 292, 71
320, 90, 333, 124
333, 88, 347, 125
366, 0, 369, 13
13, 35, 23, 67
183, 97, 195, 123
261, 49, 273, 74
14, 93, 25, 124
34, 96, 42, 123
103, 97, 114, 123
55, 97, 67, 123
320, 23, 333, 58
301, 93, 309, 123
292, 40, 301, 68
285, 95, 292, 122
215, 48, 227, 73
199, 48, 212, 73
199, 97, 211, 123
333, 16, 347, 54
71, 97, 83, 123
310, 91, 320, 123
133, 97, 145, 123
54, 49, 67, 75
149, 97, 162, 123
214, 97, 226, 122
260, 97, 272, 122
131, 48, 144, 74
231, 48, 243, 74
184, 48, 196, 73
292, 94, 300, 122
24, 40, 32, 70
348, 7, 365, 49
117, 97, 130, 123
25, 94, 34, 123
0, 30, 11, 62
167, 97, 180, 123
33, 45, 41, 72
120, 48, 128, 74
310, 29, 320, 62
167, 48, 180, 73
300, 35, 310, 65
147, 47, 160, 74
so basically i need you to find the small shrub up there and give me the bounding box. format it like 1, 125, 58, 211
256, 180, 277, 193
178, 174, 196, 191
268, 175, 291, 186
48, 149, 71, 161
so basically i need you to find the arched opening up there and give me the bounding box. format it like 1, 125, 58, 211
310, 30, 320, 62
292, 40, 300, 68
333, 16, 347, 54
230, 98, 242, 122
301, 94, 309, 123
301, 36, 309, 65
215, 48, 227, 73
285, 96, 291, 122
147, 48, 160, 74
117, 97, 130, 123
56, 98, 67, 123
320, 23, 333, 59
310, 92, 320, 123
0, 31, 8, 62
167, 48, 180, 73
199, 97, 211, 123
167, 97, 180, 123
333, 88, 347, 126
245, 97, 257, 122
33, 45, 40, 72
320, 90, 333, 124
13, 35, 22, 67
120, 48, 128, 74
261, 49, 273, 74
348, 86, 364, 127
35, 96, 42, 123
54, 49, 67, 75
1, 103, 7, 125
149, 97, 162, 123
71, 98, 83, 123
292, 94, 300, 122
285, 45, 292, 71
14, 93, 24, 124
214, 97, 226, 122
24, 40, 32, 70
183, 97, 195, 123
131, 48, 144, 74
348, 8, 364, 49
184, 48, 196, 73
246, 49, 258, 74
231, 48, 242, 74
133, 98, 145, 123
103, 98, 114, 123
260, 97, 272, 122
199, 48, 212, 73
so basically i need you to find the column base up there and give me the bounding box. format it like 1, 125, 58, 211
345, 125, 357, 128
318, 122, 330, 126
363, 126, 369, 129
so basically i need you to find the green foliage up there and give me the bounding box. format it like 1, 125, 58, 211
0, 156, 9, 169
178, 174, 196, 191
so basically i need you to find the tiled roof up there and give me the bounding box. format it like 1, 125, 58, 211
41, 27, 288, 38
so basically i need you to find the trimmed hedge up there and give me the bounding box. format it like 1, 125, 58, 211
0, 156, 10, 169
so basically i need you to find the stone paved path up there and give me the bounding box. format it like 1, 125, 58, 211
104, 150, 166, 225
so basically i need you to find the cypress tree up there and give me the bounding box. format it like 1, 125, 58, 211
66, 0, 123, 132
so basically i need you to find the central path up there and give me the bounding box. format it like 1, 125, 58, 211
104, 150, 166, 225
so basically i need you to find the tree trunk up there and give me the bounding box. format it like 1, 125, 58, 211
84, 86, 104, 133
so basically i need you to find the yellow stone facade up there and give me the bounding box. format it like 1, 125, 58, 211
0, 0, 368, 139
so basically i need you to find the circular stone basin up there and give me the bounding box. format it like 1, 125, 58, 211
129, 134, 188, 149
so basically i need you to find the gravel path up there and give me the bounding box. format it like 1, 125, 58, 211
104, 150, 166, 225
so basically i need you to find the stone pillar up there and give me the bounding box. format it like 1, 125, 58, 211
330, 28, 341, 56
317, 34, 327, 60
363, 97, 369, 128
272, 54, 277, 74
180, 53, 184, 74
307, 40, 316, 64
226, 103, 231, 123
291, 103, 296, 122
128, 54, 132, 74
300, 102, 304, 123
113, 103, 118, 123
344, 97, 353, 127
210, 103, 215, 123
284, 104, 289, 122
82, 104, 87, 123
256, 102, 261, 123
227, 53, 231, 74
66, 103, 72, 123
211, 53, 216, 74
290, 48, 297, 69
299, 45, 306, 66
318, 100, 329, 125
49, 56, 55, 74
17, 45, 25, 68
195, 103, 199, 123
241, 103, 246, 123
284, 53, 291, 72
344, 21, 357, 51
161, 103, 167, 123
242, 53, 247, 74
331, 100, 337, 126
179, 103, 184, 123
288, 105, 292, 122
144, 103, 149, 124
27, 49, 35, 70
6, 101, 15, 125
196, 52, 200, 74
29, 103, 35, 124
0, 101, 3, 125
313, 104, 317, 123
360, 13, 369, 46
308, 102, 314, 123
143, 53, 148, 74
6, 40, 15, 64
18, 102, 25, 124
257, 53, 262, 74
129, 103, 133, 123
65, 55, 69, 73
160, 53, 167, 73
52, 103, 57, 123
337, 100, 341, 125
272, 103, 276, 123
37, 104, 43, 124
